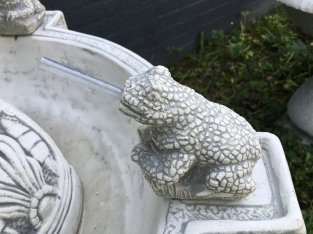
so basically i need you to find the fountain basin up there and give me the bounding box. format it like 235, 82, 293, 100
0, 11, 167, 234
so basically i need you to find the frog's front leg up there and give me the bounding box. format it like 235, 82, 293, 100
131, 148, 196, 185
137, 125, 152, 142
131, 125, 153, 162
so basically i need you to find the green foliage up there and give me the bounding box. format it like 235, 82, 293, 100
229, 42, 245, 59
169, 6, 313, 231
212, 30, 224, 42
241, 10, 250, 18
166, 46, 183, 54
302, 208, 313, 234
200, 31, 205, 52
240, 10, 250, 41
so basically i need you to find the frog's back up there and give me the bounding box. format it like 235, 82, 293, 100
193, 94, 261, 166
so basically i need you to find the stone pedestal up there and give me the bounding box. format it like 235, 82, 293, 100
162, 132, 305, 234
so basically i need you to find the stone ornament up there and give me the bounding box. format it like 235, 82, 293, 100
0, 0, 45, 35
276, 0, 313, 13
119, 66, 261, 200
0, 98, 82, 233
288, 76, 313, 137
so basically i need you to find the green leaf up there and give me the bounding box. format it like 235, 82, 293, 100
286, 39, 307, 57
306, 153, 312, 162
241, 10, 250, 17
229, 42, 245, 59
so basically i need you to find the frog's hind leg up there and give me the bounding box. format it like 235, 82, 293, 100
132, 125, 197, 185
131, 148, 196, 185
204, 160, 257, 198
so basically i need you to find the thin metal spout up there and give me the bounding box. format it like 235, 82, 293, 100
38, 57, 123, 100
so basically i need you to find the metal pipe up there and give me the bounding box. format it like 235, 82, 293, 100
38, 57, 123, 100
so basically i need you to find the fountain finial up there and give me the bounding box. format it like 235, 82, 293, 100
0, 0, 45, 35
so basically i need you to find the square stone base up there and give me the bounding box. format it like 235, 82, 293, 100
161, 132, 306, 234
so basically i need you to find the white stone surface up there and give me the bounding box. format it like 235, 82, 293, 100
0, 11, 305, 234
277, 0, 313, 13
164, 133, 306, 234
0, 11, 164, 234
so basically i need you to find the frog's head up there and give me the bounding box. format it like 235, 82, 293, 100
119, 66, 190, 126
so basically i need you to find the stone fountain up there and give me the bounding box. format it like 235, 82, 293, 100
0, 1, 306, 233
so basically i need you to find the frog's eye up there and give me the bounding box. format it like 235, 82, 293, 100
148, 92, 160, 101
126, 83, 135, 90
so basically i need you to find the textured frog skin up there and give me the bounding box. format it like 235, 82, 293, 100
119, 66, 261, 199
0, 0, 45, 35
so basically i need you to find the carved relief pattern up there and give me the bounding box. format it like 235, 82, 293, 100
164, 200, 277, 234
0, 99, 79, 234
32, 13, 151, 75
54, 17, 67, 30
0, 113, 59, 232
119, 66, 261, 199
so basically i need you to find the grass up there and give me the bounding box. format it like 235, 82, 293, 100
168, 6, 313, 233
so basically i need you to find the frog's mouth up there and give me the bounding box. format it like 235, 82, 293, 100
119, 101, 144, 121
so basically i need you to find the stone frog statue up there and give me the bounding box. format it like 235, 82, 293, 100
119, 66, 261, 200
0, 0, 45, 35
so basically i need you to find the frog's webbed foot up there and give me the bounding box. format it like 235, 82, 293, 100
131, 142, 149, 160
134, 125, 158, 152
6, 11, 16, 22
131, 147, 196, 185
203, 160, 257, 198
137, 125, 151, 142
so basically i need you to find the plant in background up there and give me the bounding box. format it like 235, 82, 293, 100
166, 46, 184, 55
169, 7, 313, 232
240, 10, 250, 41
